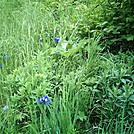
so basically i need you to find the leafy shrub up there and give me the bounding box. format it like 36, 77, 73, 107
76, 0, 134, 52
83, 52, 134, 133
100, 0, 134, 52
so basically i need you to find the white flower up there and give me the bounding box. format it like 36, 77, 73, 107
61, 43, 68, 50
2, 105, 8, 110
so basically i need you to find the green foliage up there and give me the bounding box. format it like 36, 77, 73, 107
76, 0, 134, 52
0, 0, 134, 134
1, 35, 101, 133
84, 52, 134, 133
100, 0, 134, 52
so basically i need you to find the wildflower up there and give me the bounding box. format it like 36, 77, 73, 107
37, 96, 50, 105
54, 37, 60, 43
61, 43, 68, 50
2, 105, 8, 110
4, 55, 10, 60
0, 64, 2, 68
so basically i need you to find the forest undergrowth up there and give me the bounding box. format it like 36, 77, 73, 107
0, 0, 134, 134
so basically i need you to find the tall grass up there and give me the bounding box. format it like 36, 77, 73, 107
0, 0, 134, 134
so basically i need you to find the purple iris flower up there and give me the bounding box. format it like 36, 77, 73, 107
0, 64, 2, 68
37, 96, 50, 105
54, 37, 60, 43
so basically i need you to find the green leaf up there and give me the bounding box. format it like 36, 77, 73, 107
128, 94, 134, 101
126, 34, 134, 41
77, 111, 86, 121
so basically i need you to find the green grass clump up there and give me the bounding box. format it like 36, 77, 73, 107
0, 0, 134, 134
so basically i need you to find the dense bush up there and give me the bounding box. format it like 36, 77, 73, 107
76, 0, 134, 52
74, 52, 134, 133
88, 52, 134, 132
100, 0, 134, 52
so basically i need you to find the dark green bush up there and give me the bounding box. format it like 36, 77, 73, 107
77, 0, 134, 53
84, 52, 134, 132
100, 0, 134, 52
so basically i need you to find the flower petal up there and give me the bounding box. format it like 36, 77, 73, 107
37, 96, 50, 105
54, 37, 60, 43
43, 96, 50, 105
37, 98, 41, 104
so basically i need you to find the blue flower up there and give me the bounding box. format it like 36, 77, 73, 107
4, 55, 10, 60
0, 64, 2, 68
37, 96, 50, 105
54, 37, 60, 43
2, 105, 8, 110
